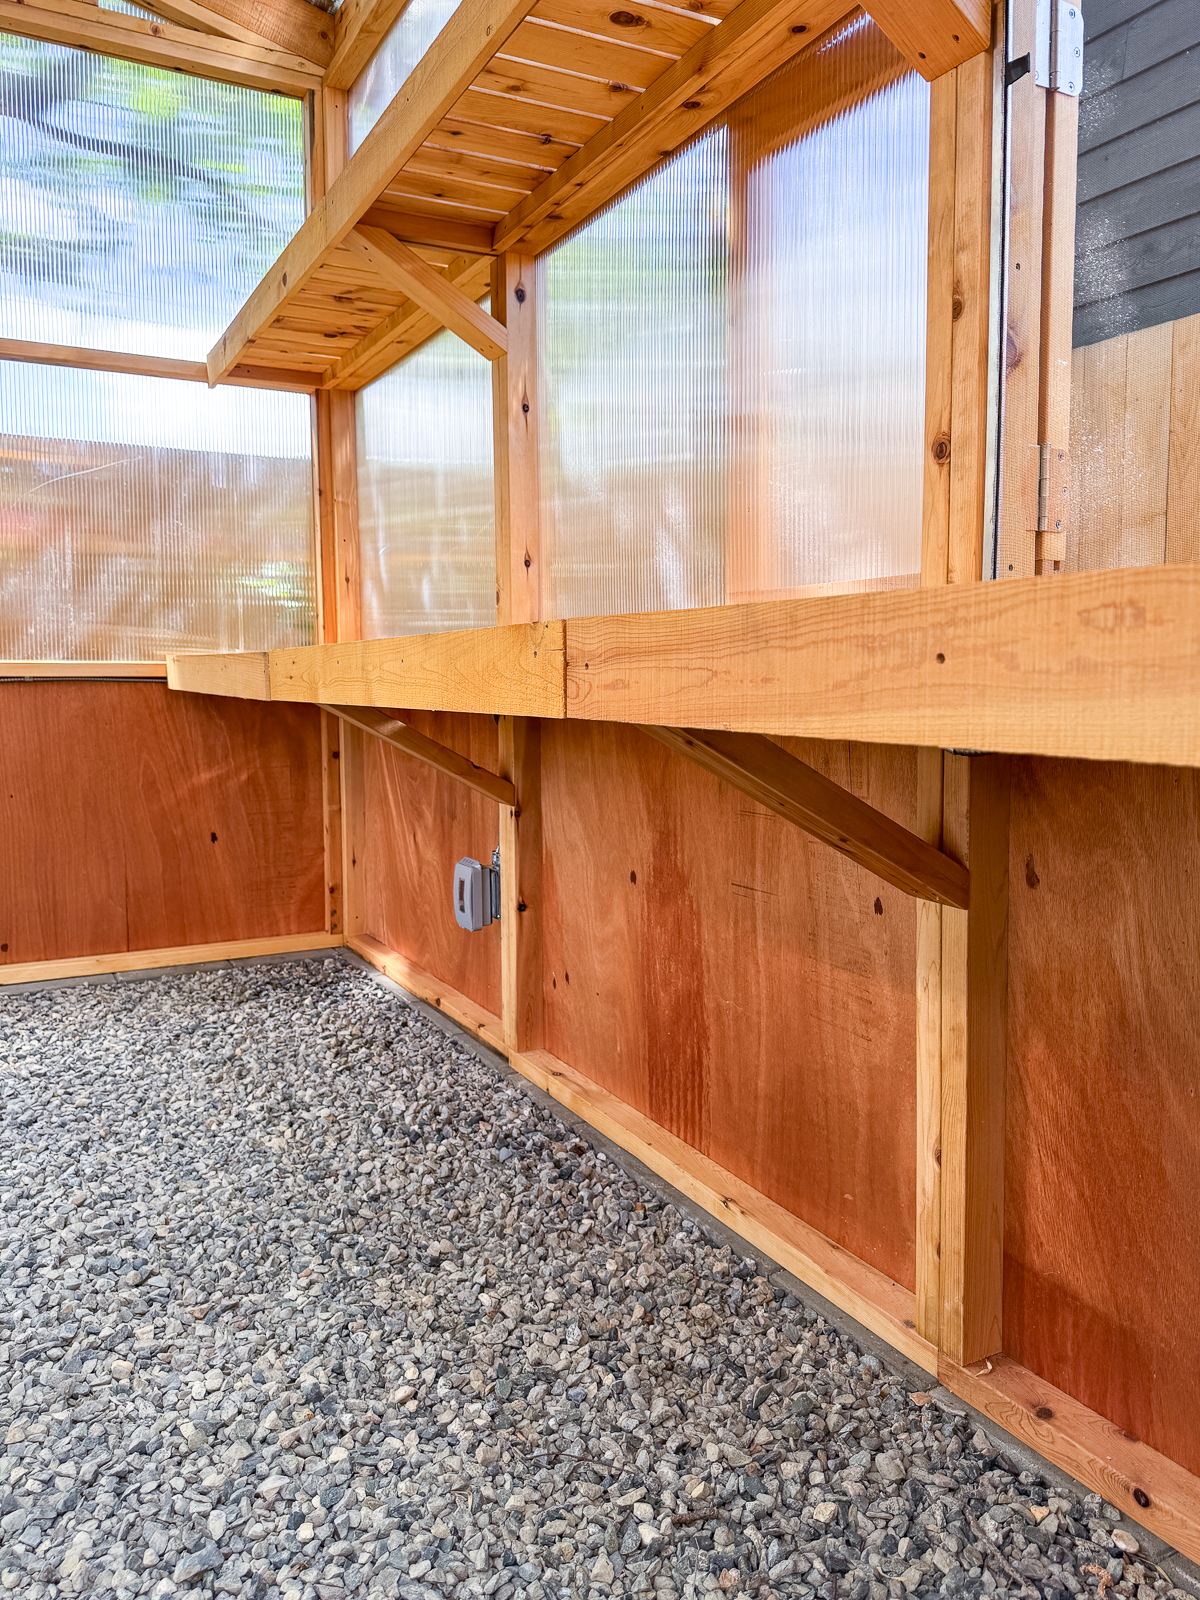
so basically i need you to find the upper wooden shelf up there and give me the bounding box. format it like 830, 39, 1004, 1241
167, 564, 1200, 769
207, 0, 990, 388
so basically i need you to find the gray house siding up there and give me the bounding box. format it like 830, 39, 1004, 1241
1073, 0, 1200, 347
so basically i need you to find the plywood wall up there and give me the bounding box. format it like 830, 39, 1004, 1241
540, 723, 919, 1289
361, 711, 502, 1017
1069, 310, 1200, 568
1005, 754, 1200, 1478
0, 682, 326, 966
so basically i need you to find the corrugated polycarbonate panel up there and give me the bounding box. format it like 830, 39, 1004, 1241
728, 18, 928, 596
537, 18, 928, 617
348, 0, 463, 154
538, 128, 729, 620
0, 361, 316, 661
0, 32, 303, 359
356, 324, 495, 637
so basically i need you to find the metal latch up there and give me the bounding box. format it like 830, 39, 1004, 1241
1034, 0, 1084, 95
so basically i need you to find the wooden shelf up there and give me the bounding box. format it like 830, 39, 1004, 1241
167, 563, 1200, 767
207, 0, 991, 389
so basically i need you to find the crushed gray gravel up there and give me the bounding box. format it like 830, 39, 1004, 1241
0, 956, 1194, 1600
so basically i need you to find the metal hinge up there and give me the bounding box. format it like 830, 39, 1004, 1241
1034, 0, 1084, 95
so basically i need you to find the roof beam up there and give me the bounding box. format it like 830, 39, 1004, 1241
345, 227, 507, 361
323, 704, 517, 806
0, 0, 322, 94
641, 726, 972, 908
140, 0, 334, 65
868, 0, 991, 81
324, 0, 408, 91
207, 0, 538, 382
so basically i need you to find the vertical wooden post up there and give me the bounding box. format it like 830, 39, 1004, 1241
922, 69, 958, 589
308, 88, 353, 944
914, 746, 945, 1344
309, 87, 362, 947
492, 250, 543, 1056
998, 0, 1046, 578
492, 251, 540, 628
948, 44, 996, 586
498, 717, 543, 1054
939, 753, 1010, 1367
917, 34, 1008, 1363
1035, 88, 1079, 574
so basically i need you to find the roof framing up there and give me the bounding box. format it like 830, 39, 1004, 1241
205, 0, 993, 389
0, 0, 323, 94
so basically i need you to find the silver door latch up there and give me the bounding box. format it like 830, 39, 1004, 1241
1034, 0, 1084, 95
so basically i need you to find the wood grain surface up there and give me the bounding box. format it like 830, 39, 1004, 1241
1005, 755, 1200, 1478
539, 721, 919, 1288
361, 711, 502, 1018
0, 682, 325, 966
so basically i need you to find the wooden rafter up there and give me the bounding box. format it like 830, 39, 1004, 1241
641, 726, 971, 908
867, 0, 990, 81
0, 0, 322, 94
323, 704, 517, 806
344, 228, 507, 361
324, 0, 409, 90
0, 338, 317, 393
137, 0, 334, 65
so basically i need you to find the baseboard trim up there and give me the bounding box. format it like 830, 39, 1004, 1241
0, 932, 343, 986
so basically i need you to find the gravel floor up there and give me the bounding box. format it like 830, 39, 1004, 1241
0, 957, 1194, 1600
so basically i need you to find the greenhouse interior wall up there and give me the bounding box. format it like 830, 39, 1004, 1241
3, 0, 1200, 1573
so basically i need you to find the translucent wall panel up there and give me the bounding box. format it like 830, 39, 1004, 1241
0, 362, 316, 660
357, 325, 495, 637
729, 19, 928, 596
538, 128, 729, 620
348, 0, 463, 154
537, 18, 928, 617
0, 32, 303, 359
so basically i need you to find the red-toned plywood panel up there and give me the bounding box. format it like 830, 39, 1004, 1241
0, 682, 325, 965
362, 711, 502, 1018
1006, 756, 1200, 1478
540, 721, 918, 1288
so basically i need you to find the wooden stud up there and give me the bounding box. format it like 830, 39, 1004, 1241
641, 726, 971, 908
4, 662, 168, 680
939, 752, 1009, 1368
997, 0, 1046, 579
344, 228, 508, 360
1035, 86, 1080, 575
922, 68, 958, 589
0, 0, 322, 95
320, 711, 344, 937
492, 252, 540, 628
498, 717, 544, 1053
914, 745, 944, 1345
329, 390, 362, 646
340, 723, 367, 944
947, 43, 995, 585
323, 704, 518, 806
